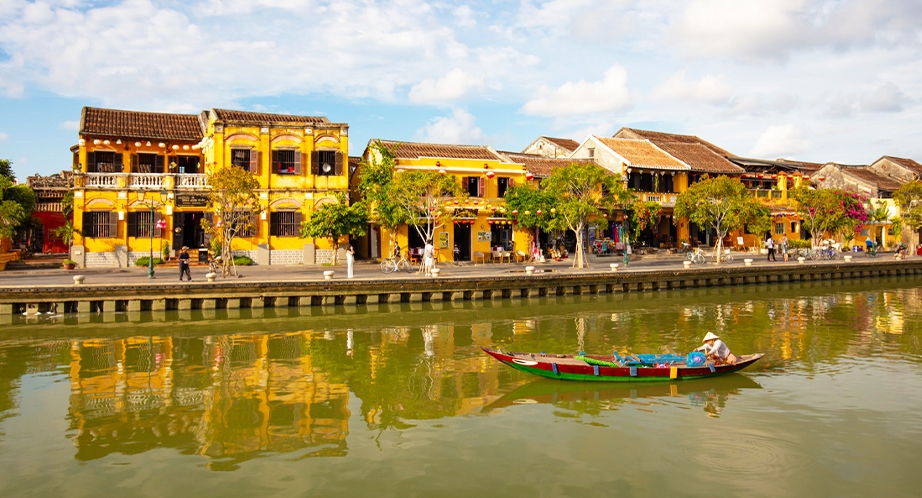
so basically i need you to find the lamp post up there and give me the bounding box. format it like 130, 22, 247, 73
138, 188, 168, 279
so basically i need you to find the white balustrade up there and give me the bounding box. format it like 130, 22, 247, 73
85, 173, 119, 188
176, 174, 208, 188
128, 174, 164, 188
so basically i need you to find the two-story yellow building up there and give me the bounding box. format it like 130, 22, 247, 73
357, 140, 576, 263
71, 107, 349, 268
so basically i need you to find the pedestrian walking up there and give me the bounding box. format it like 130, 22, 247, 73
766, 237, 776, 262
179, 246, 192, 281
346, 244, 355, 278
780, 235, 789, 262
423, 241, 435, 276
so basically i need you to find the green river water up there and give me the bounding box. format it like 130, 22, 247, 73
1, 277, 921, 497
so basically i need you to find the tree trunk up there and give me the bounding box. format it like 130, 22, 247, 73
715, 234, 723, 263
573, 223, 588, 269
331, 237, 338, 266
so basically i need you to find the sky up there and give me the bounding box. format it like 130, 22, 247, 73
1, 0, 921, 180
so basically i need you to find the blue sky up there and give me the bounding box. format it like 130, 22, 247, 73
2, 0, 922, 180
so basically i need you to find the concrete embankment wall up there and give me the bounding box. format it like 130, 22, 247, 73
2, 259, 921, 319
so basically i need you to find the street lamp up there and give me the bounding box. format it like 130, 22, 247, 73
138, 188, 168, 279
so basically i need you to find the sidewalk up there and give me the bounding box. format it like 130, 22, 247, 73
0, 250, 904, 288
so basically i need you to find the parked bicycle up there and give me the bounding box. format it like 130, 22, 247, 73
687, 247, 706, 264
811, 245, 840, 260
380, 249, 414, 273
713, 248, 734, 263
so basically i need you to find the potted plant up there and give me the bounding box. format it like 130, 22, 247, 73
162, 242, 171, 262
62, 259, 77, 270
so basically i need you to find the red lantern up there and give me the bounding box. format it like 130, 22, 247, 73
818, 177, 826, 181
488, 220, 494, 225
512, 210, 518, 215
439, 168, 446, 176
536, 209, 543, 215
757, 173, 764, 178
486, 170, 495, 179
453, 199, 459, 204
526, 172, 534, 180
473, 200, 479, 205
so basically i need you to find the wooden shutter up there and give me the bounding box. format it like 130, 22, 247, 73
294, 212, 303, 227
249, 149, 258, 173
130, 153, 138, 173
269, 212, 279, 236
509, 178, 514, 188
127, 212, 138, 237
114, 153, 124, 172
311, 151, 320, 175
463, 177, 469, 191
295, 152, 303, 174
86, 152, 96, 173
155, 155, 164, 173
108, 211, 118, 238
334, 151, 343, 176
82, 212, 94, 237
478, 177, 485, 197
271, 150, 279, 174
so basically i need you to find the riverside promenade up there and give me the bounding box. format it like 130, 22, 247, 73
2, 252, 920, 318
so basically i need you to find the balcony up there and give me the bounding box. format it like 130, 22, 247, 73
35, 202, 63, 213
176, 174, 208, 189
749, 189, 787, 203
636, 192, 677, 207
80, 173, 208, 190
128, 173, 165, 189
85, 173, 122, 188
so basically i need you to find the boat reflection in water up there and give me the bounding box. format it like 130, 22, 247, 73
482, 374, 762, 418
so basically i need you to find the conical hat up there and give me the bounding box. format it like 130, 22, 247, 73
702, 332, 719, 342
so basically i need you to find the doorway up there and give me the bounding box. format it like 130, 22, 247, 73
172, 212, 206, 251
454, 224, 471, 261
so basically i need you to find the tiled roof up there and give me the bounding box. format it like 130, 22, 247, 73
776, 158, 824, 172
655, 142, 744, 174
541, 137, 580, 152
618, 128, 731, 156
211, 109, 331, 125
375, 140, 503, 161
497, 152, 594, 177
80, 107, 203, 141
882, 156, 922, 176
847, 168, 902, 192
595, 137, 688, 171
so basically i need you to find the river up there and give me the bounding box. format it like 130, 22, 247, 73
1, 277, 920, 497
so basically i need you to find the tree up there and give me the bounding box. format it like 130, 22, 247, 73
541, 162, 632, 269
865, 201, 891, 246
674, 175, 769, 263
630, 199, 661, 239
0, 177, 27, 240
201, 165, 262, 276
894, 180, 922, 249
791, 187, 866, 246
301, 193, 369, 265
0, 159, 14, 182
358, 141, 413, 255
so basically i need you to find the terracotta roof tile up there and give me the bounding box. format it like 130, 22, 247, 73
653, 142, 744, 174
81, 107, 203, 141
847, 168, 902, 192
595, 137, 688, 171
882, 156, 922, 176
619, 128, 731, 156
211, 109, 331, 125
376, 140, 503, 161
540, 137, 580, 152
497, 152, 594, 177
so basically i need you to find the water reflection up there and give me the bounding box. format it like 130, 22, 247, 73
483, 375, 761, 418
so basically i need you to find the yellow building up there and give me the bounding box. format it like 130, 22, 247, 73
358, 140, 575, 262
71, 107, 349, 267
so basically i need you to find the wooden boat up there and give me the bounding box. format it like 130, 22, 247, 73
482, 347, 763, 382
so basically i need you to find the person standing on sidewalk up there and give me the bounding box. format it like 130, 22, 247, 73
346, 244, 355, 278
423, 240, 435, 276
780, 234, 789, 262
766, 237, 776, 262
179, 246, 192, 281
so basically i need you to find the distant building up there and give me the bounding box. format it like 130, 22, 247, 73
26, 170, 73, 254
521, 136, 580, 158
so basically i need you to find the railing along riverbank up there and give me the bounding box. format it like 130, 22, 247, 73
2, 258, 922, 320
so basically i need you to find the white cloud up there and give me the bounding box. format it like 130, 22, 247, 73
408, 68, 484, 105
520, 64, 633, 117
650, 71, 732, 105
749, 124, 808, 158
452, 5, 476, 27
58, 120, 80, 130
862, 82, 907, 112
416, 108, 484, 144
0, 132, 7, 141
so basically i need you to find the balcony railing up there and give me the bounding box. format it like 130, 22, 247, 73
636, 192, 677, 207
128, 174, 164, 189
85, 173, 120, 188
82, 173, 208, 190
749, 189, 786, 201
176, 174, 208, 189
35, 202, 63, 213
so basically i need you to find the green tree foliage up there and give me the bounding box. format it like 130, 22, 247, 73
0, 159, 14, 182
674, 175, 769, 262
893, 180, 922, 246
541, 162, 632, 268
301, 192, 369, 265
630, 199, 661, 239
0, 176, 27, 239
358, 141, 413, 254
202, 165, 262, 276
791, 187, 867, 246
502, 183, 565, 232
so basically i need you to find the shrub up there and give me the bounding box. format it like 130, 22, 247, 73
789, 239, 812, 249
134, 256, 165, 267
233, 255, 253, 266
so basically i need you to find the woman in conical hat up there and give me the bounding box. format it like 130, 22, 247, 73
696, 332, 737, 365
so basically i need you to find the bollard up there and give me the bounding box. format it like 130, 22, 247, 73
744, 258, 753, 267
323, 270, 335, 280
525, 266, 535, 275
206, 272, 217, 283
430, 268, 441, 278
843, 255, 852, 262
73, 275, 85, 285
798, 257, 805, 264
683, 261, 692, 269
610, 263, 619, 272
